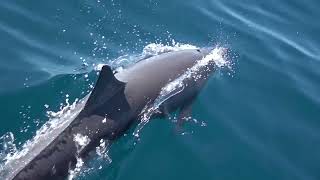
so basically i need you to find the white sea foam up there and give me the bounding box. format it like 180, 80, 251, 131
141, 41, 198, 57
96, 139, 112, 163
73, 133, 91, 153
68, 133, 91, 179
68, 157, 84, 180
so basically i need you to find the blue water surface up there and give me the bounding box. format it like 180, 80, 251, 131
1, 0, 320, 179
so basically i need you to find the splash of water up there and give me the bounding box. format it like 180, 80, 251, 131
68, 157, 84, 180
0, 133, 17, 168
73, 133, 91, 153
0, 96, 88, 180
68, 138, 112, 180
141, 40, 198, 57
96, 139, 112, 163
67, 133, 92, 180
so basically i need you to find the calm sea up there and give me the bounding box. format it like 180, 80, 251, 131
1, 0, 320, 179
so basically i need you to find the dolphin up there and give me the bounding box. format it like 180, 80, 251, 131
10, 47, 217, 180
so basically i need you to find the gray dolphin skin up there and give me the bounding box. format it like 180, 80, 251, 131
12, 48, 215, 180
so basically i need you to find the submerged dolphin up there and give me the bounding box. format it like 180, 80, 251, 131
11, 48, 217, 180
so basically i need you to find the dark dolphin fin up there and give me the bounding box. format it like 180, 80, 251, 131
79, 65, 130, 120
86, 65, 125, 107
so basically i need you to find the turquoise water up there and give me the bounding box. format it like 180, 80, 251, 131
1, 0, 320, 179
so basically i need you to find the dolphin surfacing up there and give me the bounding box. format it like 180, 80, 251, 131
11, 48, 216, 180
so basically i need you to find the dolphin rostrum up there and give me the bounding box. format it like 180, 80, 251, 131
10, 47, 219, 180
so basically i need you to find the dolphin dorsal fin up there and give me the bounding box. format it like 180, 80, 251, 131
83, 65, 126, 112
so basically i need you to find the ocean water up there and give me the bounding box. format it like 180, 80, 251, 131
1, 0, 320, 180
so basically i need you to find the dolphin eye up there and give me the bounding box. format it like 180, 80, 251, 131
196, 49, 201, 52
